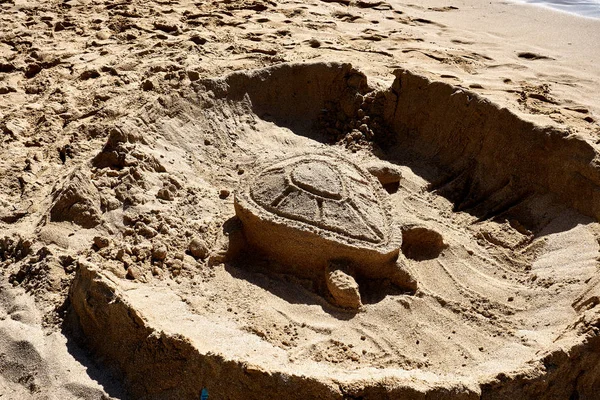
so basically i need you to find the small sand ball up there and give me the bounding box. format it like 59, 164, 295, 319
93, 236, 109, 249
219, 189, 230, 199
189, 237, 209, 259
126, 265, 142, 280
152, 243, 168, 261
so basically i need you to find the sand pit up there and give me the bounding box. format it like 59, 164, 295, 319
60, 62, 600, 399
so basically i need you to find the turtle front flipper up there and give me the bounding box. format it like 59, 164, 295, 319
325, 262, 362, 310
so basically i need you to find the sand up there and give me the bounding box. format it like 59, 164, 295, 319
1, 0, 600, 398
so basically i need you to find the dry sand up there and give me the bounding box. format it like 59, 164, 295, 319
1, 0, 600, 398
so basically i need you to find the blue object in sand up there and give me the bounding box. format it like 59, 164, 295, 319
201, 388, 209, 400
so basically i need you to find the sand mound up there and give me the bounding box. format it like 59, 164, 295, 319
58, 62, 600, 398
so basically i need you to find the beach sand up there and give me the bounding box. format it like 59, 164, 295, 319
1, 0, 600, 398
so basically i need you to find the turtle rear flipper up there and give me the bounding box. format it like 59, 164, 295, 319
390, 261, 418, 292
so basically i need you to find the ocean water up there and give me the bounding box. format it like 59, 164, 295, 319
522, 0, 600, 18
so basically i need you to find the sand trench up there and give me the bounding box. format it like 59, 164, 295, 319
26, 61, 597, 398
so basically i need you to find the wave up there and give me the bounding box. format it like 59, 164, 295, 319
523, 0, 600, 18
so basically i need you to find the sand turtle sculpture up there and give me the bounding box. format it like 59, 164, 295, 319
234, 152, 416, 309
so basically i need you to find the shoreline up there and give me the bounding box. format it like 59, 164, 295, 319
516, 0, 600, 19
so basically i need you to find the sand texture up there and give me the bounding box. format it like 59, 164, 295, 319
1, 0, 600, 398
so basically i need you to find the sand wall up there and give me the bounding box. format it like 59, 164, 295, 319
69, 263, 478, 400
383, 69, 600, 224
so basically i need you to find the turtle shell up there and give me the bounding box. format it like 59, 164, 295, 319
234, 153, 401, 280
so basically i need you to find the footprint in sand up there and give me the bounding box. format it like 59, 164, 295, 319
517, 51, 554, 60
355, 0, 392, 10
428, 6, 459, 12
332, 10, 365, 23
